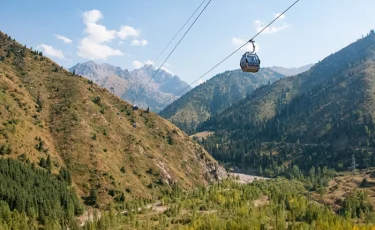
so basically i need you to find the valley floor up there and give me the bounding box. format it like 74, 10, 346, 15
78, 172, 268, 227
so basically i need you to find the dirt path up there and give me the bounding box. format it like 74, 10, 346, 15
77, 209, 102, 227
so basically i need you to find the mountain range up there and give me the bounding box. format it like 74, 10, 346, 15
268, 63, 315, 76
159, 68, 286, 134
69, 61, 192, 113
69, 61, 315, 115
197, 30, 375, 175
2, 25, 375, 229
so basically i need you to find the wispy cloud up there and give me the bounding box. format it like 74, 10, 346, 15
253, 13, 290, 34
160, 67, 173, 74
232, 37, 260, 53
133, 59, 173, 74
117, 26, 140, 40
273, 13, 286, 20
54, 34, 73, 44
132, 60, 143, 69
38, 44, 65, 59
145, 60, 154, 65
131, 39, 148, 46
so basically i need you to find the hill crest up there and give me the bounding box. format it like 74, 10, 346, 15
268, 63, 315, 76
0, 30, 226, 206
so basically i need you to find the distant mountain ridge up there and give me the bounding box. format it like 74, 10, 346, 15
269, 63, 315, 76
159, 67, 286, 134
69, 61, 192, 112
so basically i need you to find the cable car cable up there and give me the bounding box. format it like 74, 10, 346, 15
153, 0, 207, 65
132, 0, 212, 104
159, 0, 300, 107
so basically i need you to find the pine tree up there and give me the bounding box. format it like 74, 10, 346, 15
39, 158, 46, 168
46, 155, 52, 172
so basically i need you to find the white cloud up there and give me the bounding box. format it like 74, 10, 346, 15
232, 37, 260, 53
145, 60, 154, 65
54, 34, 73, 44
117, 26, 140, 40
39, 44, 65, 59
83, 9, 102, 24
192, 79, 204, 88
274, 13, 286, 20
253, 20, 290, 34
77, 9, 124, 60
141, 39, 148, 46
132, 60, 143, 69
133, 60, 173, 74
254, 20, 290, 34
78, 38, 123, 60
161, 67, 173, 74
131, 39, 140, 46
84, 22, 117, 43
77, 9, 148, 60
131, 39, 148, 46
253, 13, 290, 35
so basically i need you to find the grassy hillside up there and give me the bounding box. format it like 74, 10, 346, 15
197, 30, 375, 176
159, 68, 285, 134
0, 31, 227, 210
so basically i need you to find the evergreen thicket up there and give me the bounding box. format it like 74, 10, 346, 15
0, 158, 83, 229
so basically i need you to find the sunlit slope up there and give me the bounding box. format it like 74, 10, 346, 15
0, 31, 227, 206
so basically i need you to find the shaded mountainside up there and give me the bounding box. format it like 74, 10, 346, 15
69, 61, 192, 113
197, 30, 375, 176
159, 68, 286, 134
269, 63, 315, 76
0, 31, 227, 208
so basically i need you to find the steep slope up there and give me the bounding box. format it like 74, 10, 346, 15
269, 63, 315, 76
159, 68, 285, 134
69, 61, 192, 112
0, 31, 226, 207
198, 30, 375, 175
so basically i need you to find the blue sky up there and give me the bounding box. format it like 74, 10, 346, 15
1, 0, 375, 86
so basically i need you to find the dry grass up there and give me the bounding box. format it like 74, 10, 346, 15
253, 195, 270, 207
0, 31, 225, 206
312, 169, 375, 211
190, 131, 214, 140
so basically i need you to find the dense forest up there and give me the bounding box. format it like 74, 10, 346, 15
2, 159, 374, 229
196, 30, 375, 176
0, 158, 83, 229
